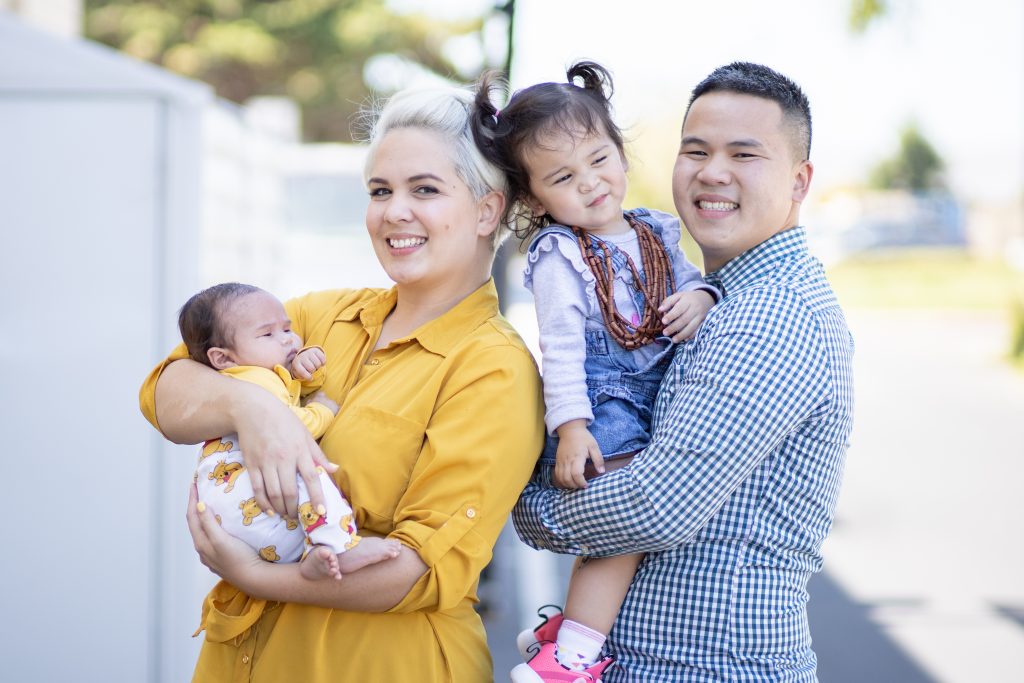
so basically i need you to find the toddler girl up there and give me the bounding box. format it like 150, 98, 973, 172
180, 282, 400, 581
472, 63, 719, 682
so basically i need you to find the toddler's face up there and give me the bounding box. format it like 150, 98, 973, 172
523, 125, 629, 236
220, 291, 301, 370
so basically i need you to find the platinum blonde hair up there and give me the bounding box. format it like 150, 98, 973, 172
360, 85, 510, 247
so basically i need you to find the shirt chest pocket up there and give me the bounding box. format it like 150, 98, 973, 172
332, 406, 426, 532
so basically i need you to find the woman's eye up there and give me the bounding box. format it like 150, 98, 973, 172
414, 185, 439, 195
369, 187, 390, 197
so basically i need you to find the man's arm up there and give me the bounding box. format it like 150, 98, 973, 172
513, 289, 830, 556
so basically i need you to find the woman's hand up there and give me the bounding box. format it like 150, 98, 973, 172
233, 386, 338, 519
187, 482, 264, 588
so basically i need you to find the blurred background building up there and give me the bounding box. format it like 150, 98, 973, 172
1, 1, 1021, 681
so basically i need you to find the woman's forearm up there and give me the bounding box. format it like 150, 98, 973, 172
244, 545, 428, 611
154, 359, 258, 443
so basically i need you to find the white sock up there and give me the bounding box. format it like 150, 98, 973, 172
555, 619, 606, 671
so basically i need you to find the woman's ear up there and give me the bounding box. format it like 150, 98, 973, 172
476, 191, 506, 237
206, 347, 236, 371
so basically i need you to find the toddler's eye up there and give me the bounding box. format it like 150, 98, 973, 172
554, 174, 571, 185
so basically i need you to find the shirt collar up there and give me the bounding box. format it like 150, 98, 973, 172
706, 226, 808, 298
334, 279, 500, 357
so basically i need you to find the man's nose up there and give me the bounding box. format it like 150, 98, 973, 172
697, 155, 730, 185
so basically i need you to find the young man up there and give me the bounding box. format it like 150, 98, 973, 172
513, 62, 855, 681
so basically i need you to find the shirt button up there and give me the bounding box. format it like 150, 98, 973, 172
241, 655, 250, 664
369, 358, 380, 366
466, 508, 476, 518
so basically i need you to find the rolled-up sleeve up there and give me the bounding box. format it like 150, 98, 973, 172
388, 344, 544, 613
138, 343, 191, 435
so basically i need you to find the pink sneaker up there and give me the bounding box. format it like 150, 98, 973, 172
509, 642, 594, 683
515, 605, 565, 660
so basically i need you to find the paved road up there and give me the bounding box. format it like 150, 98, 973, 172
484, 308, 1024, 682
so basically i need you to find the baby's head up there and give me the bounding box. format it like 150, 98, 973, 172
178, 283, 301, 371
472, 61, 628, 241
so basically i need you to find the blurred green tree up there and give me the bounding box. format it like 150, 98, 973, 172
869, 123, 946, 191
848, 0, 887, 33
84, 0, 485, 141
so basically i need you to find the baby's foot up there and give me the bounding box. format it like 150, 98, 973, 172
300, 546, 342, 581
336, 537, 402, 574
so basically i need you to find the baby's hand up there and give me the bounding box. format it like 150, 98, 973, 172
307, 390, 339, 415
553, 420, 604, 489
291, 347, 327, 380
659, 290, 715, 342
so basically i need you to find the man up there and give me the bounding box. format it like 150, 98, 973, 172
513, 62, 855, 682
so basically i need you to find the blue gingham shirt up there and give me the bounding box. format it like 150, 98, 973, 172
513, 227, 855, 682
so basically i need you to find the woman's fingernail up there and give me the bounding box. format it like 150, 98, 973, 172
266, 508, 276, 516
196, 501, 207, 513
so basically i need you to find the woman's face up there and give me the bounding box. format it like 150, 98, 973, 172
365, 127, 499, 296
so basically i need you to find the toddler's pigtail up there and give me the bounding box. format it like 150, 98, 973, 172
566, 60, 615, 105
470, 70, 508, 169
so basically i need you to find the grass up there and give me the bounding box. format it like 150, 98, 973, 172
825, 247, 1024, 366
826, 248, 1024, 311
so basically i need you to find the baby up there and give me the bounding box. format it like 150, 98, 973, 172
179, 282, 399, 580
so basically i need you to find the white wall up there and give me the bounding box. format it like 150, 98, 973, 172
0, 13, 212, 682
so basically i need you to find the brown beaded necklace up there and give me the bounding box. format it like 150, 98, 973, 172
572, 214, 676, 350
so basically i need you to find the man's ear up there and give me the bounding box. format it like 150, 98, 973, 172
206, 347, 236, 371
792, 160, 814, 203
476, 190, 506, 237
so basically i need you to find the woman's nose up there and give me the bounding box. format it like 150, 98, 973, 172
383, 195, 412, 222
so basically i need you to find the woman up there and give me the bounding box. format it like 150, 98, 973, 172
139, 84, 545, 682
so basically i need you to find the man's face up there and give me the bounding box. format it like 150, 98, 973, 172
672, 91, 813, 273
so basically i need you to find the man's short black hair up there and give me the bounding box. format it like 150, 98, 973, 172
688, 62, 812, 161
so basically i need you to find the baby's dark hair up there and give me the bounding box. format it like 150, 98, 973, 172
688, 61, 812, 161
471, 60, 624, 242
178, 282, 262, 366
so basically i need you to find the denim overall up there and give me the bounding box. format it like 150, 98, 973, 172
533, 209, 676, 465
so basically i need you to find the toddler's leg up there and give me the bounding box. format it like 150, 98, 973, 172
558, 552, 643, 670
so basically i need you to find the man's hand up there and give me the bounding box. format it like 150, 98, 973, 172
659, 290, 716, 342
554, 419, 604, 489
291, 347, 327, 380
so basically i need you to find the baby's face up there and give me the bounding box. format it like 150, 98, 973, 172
221, 291, 301, 370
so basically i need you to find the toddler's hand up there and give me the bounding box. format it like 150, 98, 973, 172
553, 420, 604, 489
659, 290, 715, 342
292, 346, 327, 380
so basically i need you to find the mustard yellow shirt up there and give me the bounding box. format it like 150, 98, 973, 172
221, 360, 334, 438
139, 280, 544, 683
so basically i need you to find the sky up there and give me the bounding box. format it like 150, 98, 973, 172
395, 0, 1024, 205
